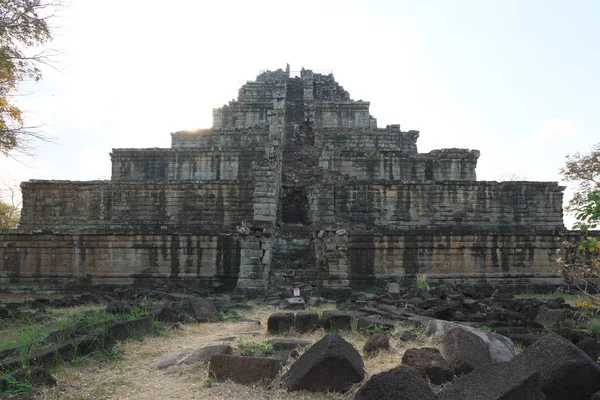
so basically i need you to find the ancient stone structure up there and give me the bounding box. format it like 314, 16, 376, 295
0, 66, 567, 294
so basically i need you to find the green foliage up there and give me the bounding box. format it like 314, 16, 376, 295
218, 308, 241, 321
573, 190, 600, 232
481, 326, 496, 333
367, 324, 385, 335
276, 107, 284, 117
92, 346, 124, 362
238, 340, 273, 357
0, 371, 32, 396
416, 273, 428, 290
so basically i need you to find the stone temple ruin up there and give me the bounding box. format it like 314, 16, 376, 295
0, 66, 567, 295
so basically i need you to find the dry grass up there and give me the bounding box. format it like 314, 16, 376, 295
31, 304, 438, 400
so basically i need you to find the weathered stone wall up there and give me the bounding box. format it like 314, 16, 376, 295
170, 129, 268, 149
318, 231, 566, 291
0, 233, 240, 291
319, 149, 479, 181
110, 149, 262, 181
315, 126, 419, 153
19, 181, 254, 232
310, 181, 564, 231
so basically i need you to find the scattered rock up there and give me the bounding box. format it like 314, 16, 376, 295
282, 333, 364, 392
357, 316, 395, 333
189, 298, 219, 322
401, 331, 418, 342
182, 344, 233, 365
363, 333, 390, 354
439, 361, 545, 400
267, 312, 295, 334
269, 338, 311, 351
354, 365, 436, 400
515, 332, 600, 399
401, 347, 453, 385
441, 327, 492, 376
533, 306, 566, 328
209, 354, 281, 384
11, 367, 57, 388
279, 297, 306, 310
106, 301, 132, 314
156, 350, 193, 369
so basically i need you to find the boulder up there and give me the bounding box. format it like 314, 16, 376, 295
189, 298, 219, 322
425, 319, 516, 362
209, 354, 281, 384
439, 361, 545, 400
354, 365, 436, 400
267, 312, 295, 334
515, 333, 600, 399
363, 333, 390, 354
441, 327, 492, 376
294, 311, 320, 333
401, 347, 453, 385
282, 333, 364, 392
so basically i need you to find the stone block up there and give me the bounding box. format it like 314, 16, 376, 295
323, 311, 352, 331
209, 354, 281, 384
267, 312, 295, 334
294, 311, 320, 333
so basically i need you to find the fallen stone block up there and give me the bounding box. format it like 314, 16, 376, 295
282, 333, 364, 392
401, 347, 453, 385
323, 311, 352, 331
515, 332, 600, 399
268, 338, 311, 351
189, 298, 219, 322
209, 354, 281, 384
425, 319, 515, 362
439, 361, 545, 400
294, 311, 320, 333
267, 312, 295, 334
357, 316, 395, 333
279, 297, 306, 310
354, 365, 436, 400
441, 327, 492, 376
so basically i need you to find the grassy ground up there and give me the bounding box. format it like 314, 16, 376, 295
20, 302, 438, 400
3, 292, 599, 399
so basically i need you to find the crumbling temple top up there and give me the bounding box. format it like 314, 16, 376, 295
2, 66, 566, 294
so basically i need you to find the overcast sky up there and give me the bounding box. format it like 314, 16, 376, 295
1, 0, 598, 227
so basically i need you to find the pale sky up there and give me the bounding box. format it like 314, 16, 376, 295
1, 0, 599, 228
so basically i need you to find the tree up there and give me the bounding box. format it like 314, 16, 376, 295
0, 0, 60, 155
556, 143, 600, 303
560, 142, 600, 214
0, 182, 20, 229
0, 200, 19, 229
